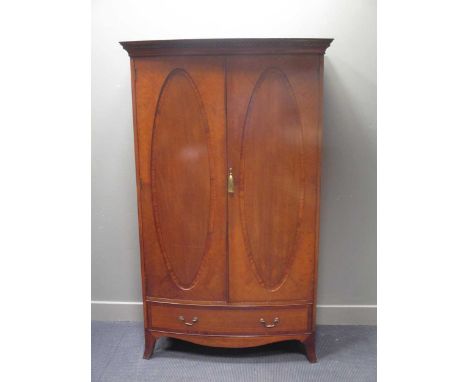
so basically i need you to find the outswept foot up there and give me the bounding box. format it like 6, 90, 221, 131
143, 331, 158, 359
302, 333, 317, 363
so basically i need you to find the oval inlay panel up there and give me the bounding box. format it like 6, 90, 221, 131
240, 68, 304, 290
151, 69, 212, 290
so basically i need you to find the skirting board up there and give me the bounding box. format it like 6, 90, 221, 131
91, 301, 376, 325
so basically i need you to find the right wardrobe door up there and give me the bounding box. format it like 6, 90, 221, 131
227, 55, 323, 303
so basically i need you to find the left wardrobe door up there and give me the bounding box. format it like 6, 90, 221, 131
131, 57, 227, 302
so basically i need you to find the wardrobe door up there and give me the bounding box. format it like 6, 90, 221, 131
132, 57, 227, 301
227, 55, 322, 303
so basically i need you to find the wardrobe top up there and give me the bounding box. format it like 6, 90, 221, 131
120, 38, 333, 57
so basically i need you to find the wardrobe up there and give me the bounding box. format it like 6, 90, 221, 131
120, 38, 333, 362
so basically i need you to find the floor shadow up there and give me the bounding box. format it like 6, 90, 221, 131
155, 337, 307, 363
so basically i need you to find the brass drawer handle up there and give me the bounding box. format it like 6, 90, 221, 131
178, 315, 198, 326
259, 317, 280, 328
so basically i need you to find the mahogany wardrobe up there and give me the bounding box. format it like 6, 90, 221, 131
120, 38, 333, 362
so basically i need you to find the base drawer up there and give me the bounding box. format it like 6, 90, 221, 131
148, 302, 310, 335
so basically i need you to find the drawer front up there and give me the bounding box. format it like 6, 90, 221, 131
149, 303, 310, 335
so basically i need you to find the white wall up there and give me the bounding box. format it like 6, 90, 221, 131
92, 0, 376, 324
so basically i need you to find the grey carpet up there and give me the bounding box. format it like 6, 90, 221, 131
92, 321, 376, 382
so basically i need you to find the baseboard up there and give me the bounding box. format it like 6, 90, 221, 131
91, 301, 144, 321
91, 301, 376, 325
316, 304, 376, 325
